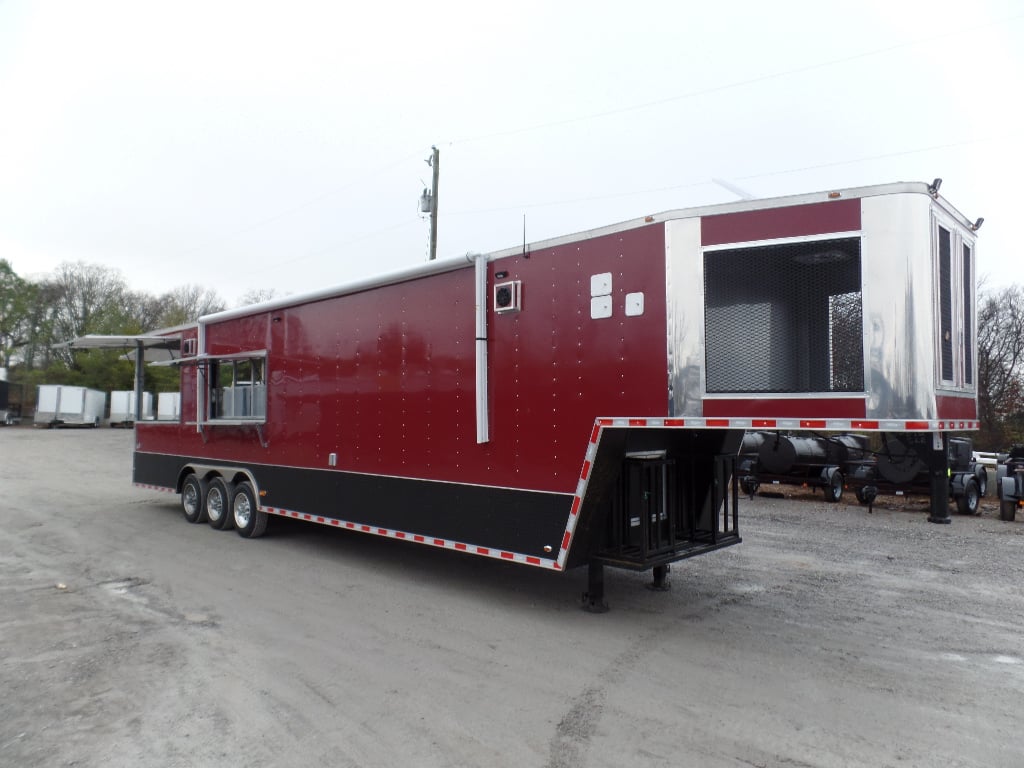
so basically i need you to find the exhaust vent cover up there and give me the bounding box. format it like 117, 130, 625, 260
494, 280, 522, 313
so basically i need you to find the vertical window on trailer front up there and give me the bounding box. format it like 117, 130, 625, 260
937, 226, 954, 381
933, 221, 975, 389
703, 237, 864, 394
963, 242, 974, 385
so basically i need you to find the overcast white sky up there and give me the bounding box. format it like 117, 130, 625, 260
0, 0, 1021, 307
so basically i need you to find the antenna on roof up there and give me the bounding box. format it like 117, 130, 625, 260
712, 178, 755, 200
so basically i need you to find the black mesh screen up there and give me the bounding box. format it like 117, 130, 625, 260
938, 226, 953, 381
963, 243, 973, 385
704, 237, 864, 394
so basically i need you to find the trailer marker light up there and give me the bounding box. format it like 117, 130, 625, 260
828, 191, 842, 199
543, 545, 553, 553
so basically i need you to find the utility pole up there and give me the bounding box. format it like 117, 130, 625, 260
427, 146, 439, 260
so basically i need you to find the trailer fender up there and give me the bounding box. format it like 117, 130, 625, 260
177, 463, 262, 501
995, 465, 1008, 499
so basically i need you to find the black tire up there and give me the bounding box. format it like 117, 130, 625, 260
741, 476, 759, 498
232, 481, 268, 539
181, 474, 208, 524
825, 471, 844, 503
206, 477, 235, 530
1000, 499, 1017, 522
956, 478, 980, 515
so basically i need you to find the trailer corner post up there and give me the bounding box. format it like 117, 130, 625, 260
134, 339, 145, 424
927, 432, 952, 524
474, 253, 489, 444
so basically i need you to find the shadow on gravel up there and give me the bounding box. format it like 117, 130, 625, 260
139, 497, 694, 617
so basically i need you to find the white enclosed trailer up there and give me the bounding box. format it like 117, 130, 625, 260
109, 390, 154, 426
34, 385, 106, 428
157, 392, 180, 421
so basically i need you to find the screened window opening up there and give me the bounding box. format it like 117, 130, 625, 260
938, 226, 954, 381
963, 243, 973, 385
704, 237, 864, 394
208, 356, 267, 420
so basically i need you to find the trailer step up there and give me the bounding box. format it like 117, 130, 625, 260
592, 533, 741, 571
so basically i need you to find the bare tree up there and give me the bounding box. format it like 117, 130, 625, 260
236, 288, 279, 307
154, 285, 226, 328
977, 283, 1024, 446
44, 262, 130, 366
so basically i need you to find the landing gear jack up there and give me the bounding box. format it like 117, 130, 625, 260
581, 561, 609, 613
648, 564, 671, 592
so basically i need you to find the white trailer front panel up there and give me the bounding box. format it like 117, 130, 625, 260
157, 392, 180, 421
110, 391, 154, 423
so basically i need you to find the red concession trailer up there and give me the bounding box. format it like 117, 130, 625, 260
73, 180, 980, 608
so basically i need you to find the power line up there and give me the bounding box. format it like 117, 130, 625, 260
451, 13, 1024, 146
445, 134, 1014, 218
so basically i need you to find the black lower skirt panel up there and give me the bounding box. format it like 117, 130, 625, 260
134, 451, 573, 561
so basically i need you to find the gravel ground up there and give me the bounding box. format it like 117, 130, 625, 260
1, 427, 1023, 768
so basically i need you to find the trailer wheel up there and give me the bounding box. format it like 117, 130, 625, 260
232, 481, 268, 539
741, 476, 759, 498
181, 474, 208, 524
1000, 499, 1017, 522
825, 471, 844, 503
206, 477, 235, 530
956, 478, 980, 515
975, 468, 988, 498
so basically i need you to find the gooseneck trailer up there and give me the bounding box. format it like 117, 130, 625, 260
73, 180, 980, 608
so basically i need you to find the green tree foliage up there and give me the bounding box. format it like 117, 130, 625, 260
0, 259, 35, 368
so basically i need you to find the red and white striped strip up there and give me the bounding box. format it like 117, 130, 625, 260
582, 416, 979, 432
135, 483, 175, 493
261, 505, 560, 570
